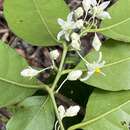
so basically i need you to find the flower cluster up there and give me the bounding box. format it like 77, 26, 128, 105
57, 0, 111, 82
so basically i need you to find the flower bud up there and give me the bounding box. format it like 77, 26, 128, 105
50, 50, 60, 60
65, 105, 80, 117
71, 40, 81, 50
21, 66, 39, 77
67, 70, 82, 81
74, 7, 84, 19
75, 19, 84, 29
71, 32, 80, 41
58, 105, 66, 119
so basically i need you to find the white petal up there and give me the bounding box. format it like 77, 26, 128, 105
65, 32, 70, 41
67, 70, 82, 81
57, 30, 64, 40
58, 105, 66, 119
97, 51, 102, 63
82, 0, 91, 12
92, 33, 102, 51
91, 0, 97, 6
97, 11, 111, 19
71, 40, 81, 50
80, 70, 94, 81
50, 50, 59, 60
57, 18, 65, 26
99, 1, 110, 10
67, 12, 74, 22
65, 106, 80, 117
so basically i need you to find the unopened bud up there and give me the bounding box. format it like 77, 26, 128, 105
74, 7, 84, 19
50, 50, 60, 60
67, 70, 82, 81
65, 105, 80, 117
75, 19, 84, 29
21, 66, 39, 77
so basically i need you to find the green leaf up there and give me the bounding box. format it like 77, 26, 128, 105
77, 40, 130, 91
68, 90, 130, 130
100, 0, 130, 42
4, 0, 69, 46
7, 96, 55, 130
0, 41, 40, 107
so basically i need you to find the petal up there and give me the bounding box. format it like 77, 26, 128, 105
91, 0, 97, 6
99, 1, 110, 10
57, 30, 64, 40
65, 32, 70, 41
80, 70, 94, 81
57, 18, 65, 26
82, 0, 91, 12
92, 33, 102, 51
97, 11, 111, 19
67, 12, 74, 22
97, 51, 102, 63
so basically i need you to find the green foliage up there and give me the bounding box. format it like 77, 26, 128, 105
77, 40, 130, 91
0, 41, 39, 107
100, 0, 130, 42
4, 0, 69, 46
1, 0, 130, 130
7, 96, 55, 130
68, 89, 130, 130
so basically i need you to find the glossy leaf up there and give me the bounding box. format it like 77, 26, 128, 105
77, 40, 130, 91
7, 96, 55, 130
68, 90, 130, 130
100, 0, 130, 42
4, 0, 69, 46
0, 41, 40, 107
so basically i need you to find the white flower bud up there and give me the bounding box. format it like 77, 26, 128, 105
71, 40, 81, 50
21, 66, 39, 77
75, 19, 84, 29
50, 50, 60, 60
71, 32, 80, 41
74, 7, 84, 19
67, 70, 82, 81
58, 105, 66, 119
92, 33, 102, 51
65, 105, 80, 117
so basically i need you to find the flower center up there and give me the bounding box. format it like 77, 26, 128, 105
95, 67, 101, 73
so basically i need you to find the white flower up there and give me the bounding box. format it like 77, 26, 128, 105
58, 105, 80, 120
74, 7, 84, 19
21, 66, 40, 77
58, 105, 66, 119
92, 33, 102, 51
71, 33, 81, 50
74, 19, 84, 29
82, 0, 91, 14
57, 12, 75, 41
50, 50, 59, 60
67, 70, 83, 81
80, 52, 106, 81
21, 66, 53, 78
65, 106, 80, 117
82, 0, 111, 20
71, 40, 81, 50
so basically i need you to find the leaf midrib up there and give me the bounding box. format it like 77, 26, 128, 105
23, 97, 49, 130
32, 0, 56, 41
68, 100, 130, 130
0, 76, 42, 89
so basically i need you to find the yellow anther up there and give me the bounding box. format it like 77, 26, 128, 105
95, 68, 101, 73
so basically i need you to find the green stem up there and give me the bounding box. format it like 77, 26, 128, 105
51, 42, 68, 91
49, 92, 65, 130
